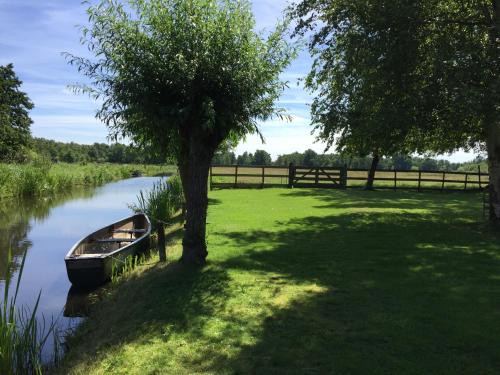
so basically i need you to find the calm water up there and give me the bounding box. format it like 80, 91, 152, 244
0, 177, 164, 359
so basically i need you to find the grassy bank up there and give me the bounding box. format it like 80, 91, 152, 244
58, 188, 500, 374
0, 163, 176, 199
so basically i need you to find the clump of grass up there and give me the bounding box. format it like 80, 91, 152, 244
130, 175, 184, 262
111, 253, 149, 283
0, 250, 57, 374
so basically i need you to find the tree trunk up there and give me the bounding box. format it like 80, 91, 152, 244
487, 124, 500, 221
157, 224, 166, 262
178, 162, 189, 219
366, 153, 379, 190
180, 147, 212, 265
486, 1, 500, 222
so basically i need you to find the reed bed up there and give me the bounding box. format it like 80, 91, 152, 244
0, 162, 173, 199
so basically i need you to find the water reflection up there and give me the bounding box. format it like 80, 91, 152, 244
0, 191, 95, 281
64, 286, 96, 318
0, 177, 164, 361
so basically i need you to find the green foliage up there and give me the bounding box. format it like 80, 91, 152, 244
0, 64, 33, 162
291, 0, 499, 156
31, 138, 165, 164
212, 150, 236, 165
131, 176, 184, 227
68, 0, 296, 161
291, 1, 422, 157
251, 150, 272, 166
236, 151, 254, 166
0, 250, 57, 374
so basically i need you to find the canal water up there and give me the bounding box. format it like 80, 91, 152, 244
0, 176, 164, 360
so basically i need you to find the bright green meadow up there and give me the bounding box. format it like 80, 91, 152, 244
59, 188, 499, 374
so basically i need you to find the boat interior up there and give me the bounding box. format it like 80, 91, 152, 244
70, 215, 148, 258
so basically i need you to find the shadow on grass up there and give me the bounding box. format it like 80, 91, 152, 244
61, 262, 234, 371
208, 198, 223, 206
61, 189, 500, 374
212, 207, 500, 373
281, 188, 484, 214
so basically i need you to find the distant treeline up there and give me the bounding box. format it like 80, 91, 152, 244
213, 149, 488, 172
32, 138, 164, 164
29, 139, 486, 172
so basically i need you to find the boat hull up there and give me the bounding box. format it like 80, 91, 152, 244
65, 214, 151, 288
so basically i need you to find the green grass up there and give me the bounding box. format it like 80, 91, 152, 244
0, 163, 176, 199
58, 188, 500, 374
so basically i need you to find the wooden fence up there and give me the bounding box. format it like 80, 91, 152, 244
210, 165, 489, 192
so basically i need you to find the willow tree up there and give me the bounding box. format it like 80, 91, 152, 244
292, 0, 500, 212
69, 0, 295, 264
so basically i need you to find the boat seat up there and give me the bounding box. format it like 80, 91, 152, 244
95, 238, 136, 243
113, 229, 147, 234
73, 254, 105, 258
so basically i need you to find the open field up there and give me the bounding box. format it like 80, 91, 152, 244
0, 163, 176, 199
210, 166, 488, 190
58, 188, 500, 374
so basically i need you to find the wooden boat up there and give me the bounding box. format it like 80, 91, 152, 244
65, 213, 151, 287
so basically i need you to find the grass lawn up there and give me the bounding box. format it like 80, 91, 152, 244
59, 188, 500, 374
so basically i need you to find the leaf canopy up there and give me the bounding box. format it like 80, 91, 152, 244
291, 0, 500, 156
69, 0, 296, 159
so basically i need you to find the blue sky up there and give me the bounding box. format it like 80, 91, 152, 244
0, 0, 477, 161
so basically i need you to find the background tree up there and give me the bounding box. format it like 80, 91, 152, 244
302, 149, 318, 167
291, 1, 422, 189
69, 0, 295, 264
252, 149, 272, 165
292, 0, 500, 216
237, 151, 254, 166
392, 155, 413, 171
0, 64, 33, 162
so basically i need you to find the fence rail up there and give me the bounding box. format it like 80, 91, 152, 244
210, 165, 488, 192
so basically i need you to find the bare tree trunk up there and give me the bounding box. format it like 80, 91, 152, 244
180, 146, 212, 265
486, 0, 500, 221
366, 152, 380, 190
487, 124, 500, 221
157, 224, 166, 262
178, 162, 189, 219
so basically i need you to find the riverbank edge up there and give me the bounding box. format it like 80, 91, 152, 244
54, 215, 185, 374
0, 163, 178, 201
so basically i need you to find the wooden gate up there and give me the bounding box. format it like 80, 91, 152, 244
289, 166, 347, 189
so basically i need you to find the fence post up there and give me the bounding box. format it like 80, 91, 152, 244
288, 163, 295, 188
478, 165, 481, 189
464, 173, 468, 191
234, 165, 238, 188
393, 169, 397, 191
418, 169, 422, 192
261, 166, 265, 188
315, 168, 319, 186
441, 171, 445, 192
209, 165, 213, 191
341, 166, 347, 189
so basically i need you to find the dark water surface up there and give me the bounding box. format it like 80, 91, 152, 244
0, 177, 164, 359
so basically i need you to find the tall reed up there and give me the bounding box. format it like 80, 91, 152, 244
130, 175, 184, 261
0, 161, 169, 200
0, 250, 57, 374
